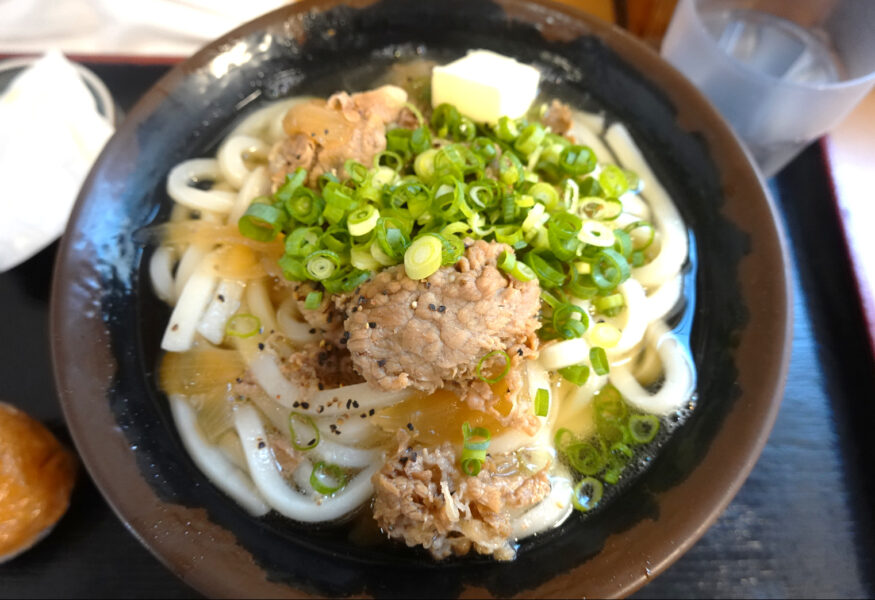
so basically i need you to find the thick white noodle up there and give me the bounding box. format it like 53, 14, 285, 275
149, 246, 176, 304
246, 278, 279, 335
609, 322, 695, 415
314, 416, 383, 446
166, 159, 236, 214
173, 244, 208, 301
228, 166, 271, 224
646, 273, 684, 322
248, 354, 302, 408
605, 123, 687, 289
564, 371, 610, 411
604, 279, 648, 359
539, 337, 591, 371
196, 279, 245, 344
169, 396, 269, 516
620, 192, 651, 220
217, 135, 269, 189
228, 97, 312, 140
571, 110, 605, 135
234, 404, 379, 522
161, 254, 219, 352
313, 440, 380, 469
511, 472, 574, 539
276, 295, 320, 344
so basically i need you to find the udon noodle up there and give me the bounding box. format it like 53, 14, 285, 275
149, 57, 695, 561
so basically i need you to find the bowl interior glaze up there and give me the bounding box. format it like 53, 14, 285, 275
51, 0, 791, 597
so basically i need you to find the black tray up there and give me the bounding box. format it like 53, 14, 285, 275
1, 63, 872, 599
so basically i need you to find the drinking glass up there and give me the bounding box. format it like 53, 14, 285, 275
661, 0, 875, 177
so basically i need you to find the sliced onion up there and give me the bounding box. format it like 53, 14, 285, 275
161, 255, 218, 352
196, 279, 245, 344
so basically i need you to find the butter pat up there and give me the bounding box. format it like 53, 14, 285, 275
431, 50, 540, 124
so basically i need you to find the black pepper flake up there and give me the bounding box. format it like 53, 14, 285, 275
369, 408, 375, 416
171, 323, 179, 331
346, 399, 352, 409
377, 359, 387, 367
368, 322, 377, 329
317, 383, 324, 390
358, 295, 366, 305
307, 438, 316, 446
340, 337, 347, 345
293, 401, 300, 408
517, 348, 524, 356
437, 305, 446, 313
382, 290, 389, 295
352, 400, 359, 408
309, 328, 316, 334
217, 294, 225, 302
257, 441, 266, 449
406, 422, 414, 431
399, 456, 409, 465
235, 377, 242, 383
410, 451, 418, 463
329, 424, 337, 432
343, 331, 350, 340
258, 343, 265, 351
360, 413, 367, 419
318, 406, 325, 413
466, 228, 473, 234
301, 402, 309, 409
334, 429, 341, 435
425, 282, 431, 288
428, 303, 436, 311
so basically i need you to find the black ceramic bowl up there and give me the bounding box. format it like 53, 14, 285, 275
51, 0, 791, 597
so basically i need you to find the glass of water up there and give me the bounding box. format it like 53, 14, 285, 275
661, 0, 875, 177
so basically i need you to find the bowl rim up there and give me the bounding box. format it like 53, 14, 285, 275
50, 0, 792, 597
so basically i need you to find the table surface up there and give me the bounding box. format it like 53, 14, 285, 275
1, 62, 874, 599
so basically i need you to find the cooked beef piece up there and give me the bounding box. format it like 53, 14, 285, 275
289, 282, 347, 346
269, 85, 408, 188
342, 240, 541, 393
281, 340, 364, 390
541, 99, 573, 136
372, 433, 551, 560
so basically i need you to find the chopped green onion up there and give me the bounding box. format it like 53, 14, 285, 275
225, 313, 260, 338
559, 145, 596, 176
495, 116, 519, 142
303, 291, 322, 310
572, 477, 603, 512
566, 441, 605, 476
558, 364, 590, 386
624, 220, 655, 250
590, 346, 610, 375
475, 349, 510, 384
579, 220, 616, 247
404, 235, 443, 280
591, 249, 631, 291
305, 250, 341, 281
289, 412, 320, 451
552, 303, 590, 339
461, 422, 491, 476
274, 168, 307, 203
238, 201, 286, 242
514, 123, 546, 156
629, 414, 660, 444
534, 387, 550, 417
284, 188, 324, 225
310, 461, 347, 495
497, 249, 517, 272
284, 227, 320, 258
508, 260, 536, 282
598, 164, 629, 197
348, 205, 380, 236
579, 196, 622, 220
554, 427, 576, 452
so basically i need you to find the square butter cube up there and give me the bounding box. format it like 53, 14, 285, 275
431, 50, 540, 124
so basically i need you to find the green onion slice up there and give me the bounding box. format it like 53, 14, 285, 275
461, 421, 492, 476
309, 461, 348, 495
558, 364, 590, 386
534, 387, 550, 417
565, 441, 605, 476
404, 235, 443, 280
225, 313, 261, 338
590, 346, 610, 375
238, 201, 285, 242
303, 291, 323, 310
628, 414, 660, 444
305, 250, 341, 281
475, 349, 511, 384
348, 205, 380, 236
572, 477, 604, 512
289, 412, 320, 451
